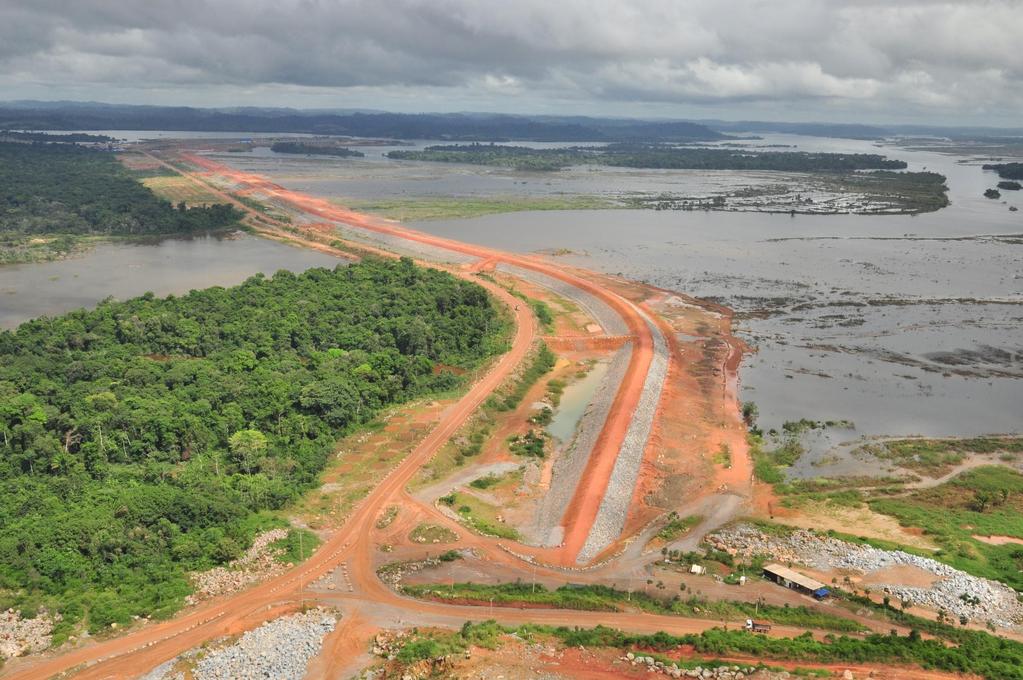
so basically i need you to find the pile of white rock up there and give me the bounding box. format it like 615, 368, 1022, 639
190, 609, 336, 680
711, 524, 1023, 628
187, 528, 291, 604
0, 608, 57, 659
622, 653, 822, 679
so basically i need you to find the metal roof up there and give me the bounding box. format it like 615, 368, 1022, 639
763, 563, 826, 592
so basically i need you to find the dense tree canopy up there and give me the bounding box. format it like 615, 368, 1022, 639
0, 141, 240, 236
0, 258, 507, 634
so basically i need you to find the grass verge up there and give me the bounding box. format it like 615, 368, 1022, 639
401, 582, 865, 632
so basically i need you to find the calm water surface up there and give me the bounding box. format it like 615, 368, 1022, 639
375, 137, 1022, 441
0, 232, 343, 329
12, 132, 1019, 445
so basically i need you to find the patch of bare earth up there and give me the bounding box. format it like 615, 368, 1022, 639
300, 399, 449, 530
771, 501, 940, 551
859, 564, 941, 589
973, 534, 1023, 546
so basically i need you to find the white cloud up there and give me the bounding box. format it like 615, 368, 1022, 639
0, 0, 1020, 124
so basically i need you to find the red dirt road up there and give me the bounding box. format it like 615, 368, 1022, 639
180, 152, 658, 566
3, 271, 535, 680
1, 152, 720, 680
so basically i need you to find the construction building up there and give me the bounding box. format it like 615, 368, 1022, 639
762, 563, 830, 599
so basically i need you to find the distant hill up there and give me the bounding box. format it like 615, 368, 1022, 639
698, 118, 1023, 141
0, 103, 726, 143
4, 101, 1019, 143
699, 119, 890, 140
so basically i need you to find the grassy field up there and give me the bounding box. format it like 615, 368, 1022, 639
269, 528, 321, 564
142, 175, 226, 206
869, 466, 1023, 589
347, 194, 618, 221
381, 603, 1023, 679
749, 426, 1023, 588
656, 513, 702, 542
469, 468, 522, 492
749, 433, 804, 485
413, 342, 555, 488
856, 436, 1023, 476
440, 491, 520, 540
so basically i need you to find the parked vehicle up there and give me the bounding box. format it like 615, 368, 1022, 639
745, 619, 771, 633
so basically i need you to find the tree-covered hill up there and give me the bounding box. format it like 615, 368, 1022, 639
0, 103, 726, 142
0, 258, 508, 635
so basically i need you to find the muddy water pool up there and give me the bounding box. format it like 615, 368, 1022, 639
546, 362, 609, 444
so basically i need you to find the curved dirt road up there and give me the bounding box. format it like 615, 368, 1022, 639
180, 152, 661, 567
1, 152, 720, 680
3, 276, 535, 680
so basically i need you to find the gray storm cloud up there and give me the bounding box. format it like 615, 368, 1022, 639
1, 0, 1020, 122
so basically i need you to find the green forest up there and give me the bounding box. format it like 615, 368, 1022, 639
387, 143, 909, 172
0, 258, 508, 635
0, 131, 116, 144
0, 142, 240, 263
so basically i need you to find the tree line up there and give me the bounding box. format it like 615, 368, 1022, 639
387, 143, 910, 172
270, 141, 365, 158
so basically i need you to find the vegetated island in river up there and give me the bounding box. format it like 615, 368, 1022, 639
387, 142, 910, 172
270, 141, 365, 158
0, 141, 241, 264
0, 130, 117, 145
0, 257, 509, 639
983, 163, 1023, 180
387, 143, 949, 214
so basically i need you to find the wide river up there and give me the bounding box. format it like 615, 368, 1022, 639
0, 232, 342, 329
221, 133, 1023, 446
5, 132, 1021, 455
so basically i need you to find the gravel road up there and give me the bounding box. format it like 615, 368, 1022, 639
578, 309, 669, 563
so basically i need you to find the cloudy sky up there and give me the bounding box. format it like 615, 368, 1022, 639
2, 0, 1021, 125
